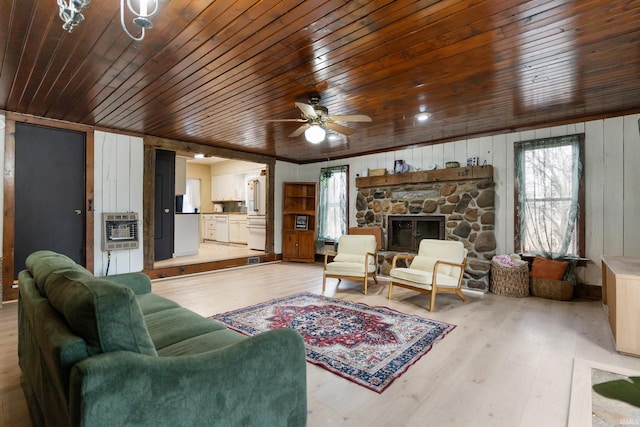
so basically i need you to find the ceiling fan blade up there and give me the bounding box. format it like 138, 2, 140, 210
261, 118, 307, 122
289, 123, 310, 137
295, 102, 318, 119
328, 114, 372, 122
325, 122, 356, 135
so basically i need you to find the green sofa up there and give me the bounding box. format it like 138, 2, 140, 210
18, 250, 307, 427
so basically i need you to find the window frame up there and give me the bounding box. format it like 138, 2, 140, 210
514, 134, 586, 258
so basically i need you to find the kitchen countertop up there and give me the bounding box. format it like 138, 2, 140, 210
201, 212, 248, 215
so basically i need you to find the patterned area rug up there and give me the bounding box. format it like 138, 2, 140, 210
210, 292, 456, 393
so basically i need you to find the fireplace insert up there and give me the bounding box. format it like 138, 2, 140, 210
387, 215, 445, 252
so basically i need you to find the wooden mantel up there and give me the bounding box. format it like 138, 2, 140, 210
355, 165, 493, 188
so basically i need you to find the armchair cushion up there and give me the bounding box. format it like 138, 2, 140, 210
336, 235, 377, 256
333, 253, 374, 265
390, 268, 460, 288
325, 262, 376, 276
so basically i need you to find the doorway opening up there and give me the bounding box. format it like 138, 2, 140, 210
146, 148, 274, 277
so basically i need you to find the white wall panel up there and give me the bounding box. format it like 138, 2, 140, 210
602, 117, 624, 256
623, 114, 640, 256
93, 131, 144, 276
584, 120, 605, 285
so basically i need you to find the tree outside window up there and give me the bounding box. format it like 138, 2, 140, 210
514, 135, 584, 258
317, 166, 348, 242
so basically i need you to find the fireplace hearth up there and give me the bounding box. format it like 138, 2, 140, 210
387, 215, 445, 251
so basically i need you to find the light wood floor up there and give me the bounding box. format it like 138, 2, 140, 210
3, 262, 640, 426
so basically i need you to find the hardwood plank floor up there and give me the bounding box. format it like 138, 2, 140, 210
3, 261, 640, 426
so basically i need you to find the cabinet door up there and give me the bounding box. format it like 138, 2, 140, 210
297, 232, 316, 261
282, 231, 299, 259
211, 176, 222, 200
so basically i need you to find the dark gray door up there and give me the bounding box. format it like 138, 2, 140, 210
154, 149, 175, 261
14, 123, 85, 278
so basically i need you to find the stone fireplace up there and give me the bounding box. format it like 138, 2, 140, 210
355, 166, 496, 291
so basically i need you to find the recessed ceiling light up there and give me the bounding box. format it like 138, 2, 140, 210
415, 112, 431, 122
194, 153, 205, 159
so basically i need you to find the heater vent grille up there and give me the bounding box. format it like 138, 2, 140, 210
102, 212, 139, 251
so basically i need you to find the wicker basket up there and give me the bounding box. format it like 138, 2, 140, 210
529, 277, 573, 301
490, 260, 530, 297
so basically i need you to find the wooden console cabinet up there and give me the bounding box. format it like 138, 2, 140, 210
282, 182, 317, 263
601, 256, 640, 357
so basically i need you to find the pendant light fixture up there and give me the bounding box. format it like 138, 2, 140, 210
58, 0, 157, 41
57, 0, 91, 33
121, 0, 158, 41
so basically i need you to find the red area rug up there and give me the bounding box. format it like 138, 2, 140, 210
210, 292, 455, 393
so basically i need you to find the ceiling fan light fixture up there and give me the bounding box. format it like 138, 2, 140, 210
305, 125, 326, 144
415, 112, 431, 122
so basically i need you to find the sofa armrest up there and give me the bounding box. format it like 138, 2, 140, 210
101, 272, 152, 295
69, 328, 307, 427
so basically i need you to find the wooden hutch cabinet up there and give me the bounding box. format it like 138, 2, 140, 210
282, 182, 317, 263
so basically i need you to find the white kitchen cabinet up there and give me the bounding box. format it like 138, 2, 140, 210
201, 214, 216, 241
211, 174, 244, 201
229, 214, 248, 243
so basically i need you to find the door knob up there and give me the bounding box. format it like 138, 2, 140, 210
164, 208, 170, 214
74, 209, 82, 215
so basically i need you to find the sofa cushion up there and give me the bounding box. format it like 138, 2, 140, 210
25, 250, 92, 295
136, 293, 182, 316
144, 307, 227, 351
157, 329, 247, 357
44, 270, 157, 357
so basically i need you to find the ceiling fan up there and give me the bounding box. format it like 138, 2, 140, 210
265, 95, 372, 143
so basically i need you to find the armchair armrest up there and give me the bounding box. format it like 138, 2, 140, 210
365, 251, 377, 268
323, 250, 337, 267
70, 328, 307, 427
391, 254, 415, 269
433, 259, 468, 286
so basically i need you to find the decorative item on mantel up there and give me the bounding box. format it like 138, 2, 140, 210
367, 168, 387, 176
393, 160, 410, 174
490, 254, 530, 297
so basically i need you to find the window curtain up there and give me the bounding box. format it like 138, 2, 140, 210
183, 178, 201, 213
317, 166, 348, 242
514, 135, 582, 259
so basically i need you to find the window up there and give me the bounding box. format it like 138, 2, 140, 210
182, 178, 201, 213
514, 135, 584, 258
317, 166, 348, 242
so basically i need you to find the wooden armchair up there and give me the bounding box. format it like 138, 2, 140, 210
388, 239, 468, 311
322, 234, 378, 294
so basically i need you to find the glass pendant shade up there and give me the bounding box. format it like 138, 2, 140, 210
305, 125, 326, 144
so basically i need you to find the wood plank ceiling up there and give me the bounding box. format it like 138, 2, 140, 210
2, 0, 639, 163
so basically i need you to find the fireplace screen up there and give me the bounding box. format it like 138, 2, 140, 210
387, 215, 445, 252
